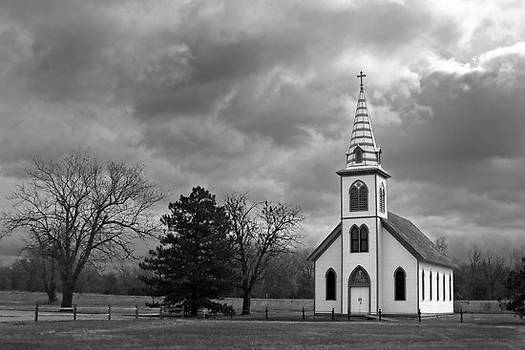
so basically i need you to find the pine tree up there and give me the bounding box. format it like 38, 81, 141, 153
140, 186, 233, 316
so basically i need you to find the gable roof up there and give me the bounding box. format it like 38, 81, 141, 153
307, 212, 453, 268
307, 222, 341, 262
382, 212, 454, 268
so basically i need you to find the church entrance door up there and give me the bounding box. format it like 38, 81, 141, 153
348, 266, 371, 315
349, 287, 369, 314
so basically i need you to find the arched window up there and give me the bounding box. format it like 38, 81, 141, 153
429, 271, 433, 300
449, 274, 452, 301
350, 226, 359, 253
394, 267, 406, 301
359, 225, 368, 252
359, 185, 368, 211
379, 183, 385, 213
350, 181, 368, 212
421, 270, 425, 301
350, 225, 369, 253
350, 186, 359, 211
436, 273, 440, 301
326, 269, 336, 300
443, 273, 446, 301
355, 146, 363, 163
349, 266, 370, 287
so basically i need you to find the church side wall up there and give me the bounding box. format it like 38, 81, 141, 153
314, 233, 342, 313
418, 262, 454, 314
381, 227, 418, 314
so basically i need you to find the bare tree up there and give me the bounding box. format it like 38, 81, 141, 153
461, 246, 509, 299
481, 251, 507, 299
2, 151, 163, 307
224, 192, 303, 314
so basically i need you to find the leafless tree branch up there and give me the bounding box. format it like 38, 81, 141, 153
1, 150, 164, 306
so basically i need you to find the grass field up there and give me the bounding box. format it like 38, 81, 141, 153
0, 291, 313, 321
1, 291, 524, 349
0, 316, 524, 349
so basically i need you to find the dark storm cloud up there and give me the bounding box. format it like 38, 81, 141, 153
375, 51, 525, 246
0, 0, 524, 260
0, 0, 118, 101
126, 0, 438, 134
380, 55, 525, 203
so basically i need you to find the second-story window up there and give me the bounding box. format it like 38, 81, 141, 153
350, 224, 369, 253
350, 180, 368, 212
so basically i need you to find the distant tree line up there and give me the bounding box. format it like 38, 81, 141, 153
1, 238, 524, 307
0, 248, 313, 300
0, 255, 146, 297
435, 237, 524, 301
249, 248, 313, 299
453, 245, 524, 301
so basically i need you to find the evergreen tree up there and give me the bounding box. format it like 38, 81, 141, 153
140, 186, 233, 316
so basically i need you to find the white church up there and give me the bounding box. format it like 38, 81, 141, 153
308, 72, 454, 316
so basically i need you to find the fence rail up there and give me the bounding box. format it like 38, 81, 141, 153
0, 303, 490, 324
0, 304, 165, 322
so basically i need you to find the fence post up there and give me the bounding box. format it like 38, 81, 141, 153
331, 308, 334, 321
302, 307, 305, 321
73, 304, 77, 321
379, 309, 382, 321
347, 307, 350, 321
418, 309, 421, 323
159, 306, 163, 319
460, 309, 463, 323
108, 305, 111, 321
265, 306, 268, 320
135, 304, 139, 320
230, 308, 233, 320
34, 304, 39, 322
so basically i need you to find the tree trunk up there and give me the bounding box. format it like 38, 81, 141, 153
45, 280, 57, 304
61, 275, 75, 308
43, 260, 57, 303
242, 288, 252, 315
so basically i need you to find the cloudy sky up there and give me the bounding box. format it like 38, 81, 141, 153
0, 0, 524, 262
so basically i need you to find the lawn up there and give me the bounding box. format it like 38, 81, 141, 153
0, 316, 524, 349
1, 292, 523, 349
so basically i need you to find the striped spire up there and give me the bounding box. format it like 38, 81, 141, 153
345, 74, 381, 167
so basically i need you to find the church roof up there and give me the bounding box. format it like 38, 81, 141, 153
307, 222, 342, 262
307, 212, 453, 268
345, 84, 381, 167
381, 212, 454, 268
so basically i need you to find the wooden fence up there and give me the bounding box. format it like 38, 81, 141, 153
32, 304, 166, 322
1, 304, 316, 322
2, 300, 507, 323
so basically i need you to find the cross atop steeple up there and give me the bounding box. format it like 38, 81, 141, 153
357, 71, 366, 91
345, 71, 382, 168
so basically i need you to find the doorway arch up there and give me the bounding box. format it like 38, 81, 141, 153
348, 266, 371, 315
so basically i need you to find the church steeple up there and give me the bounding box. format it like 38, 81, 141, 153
345, 71, 382, 168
